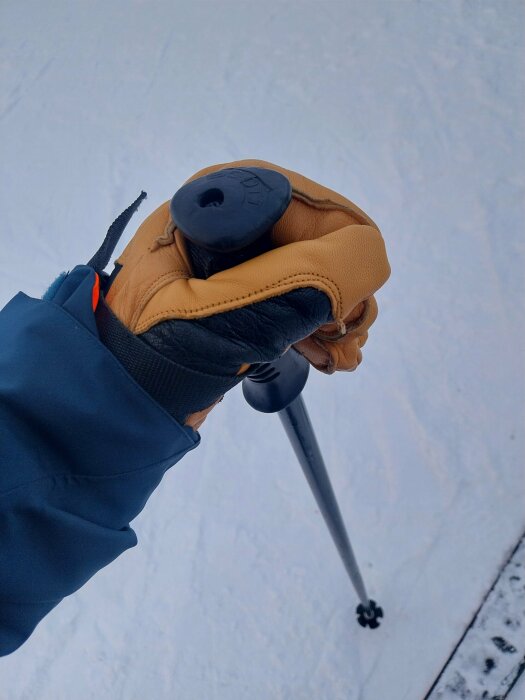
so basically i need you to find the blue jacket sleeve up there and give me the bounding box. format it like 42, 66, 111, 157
0, 265, 199, 656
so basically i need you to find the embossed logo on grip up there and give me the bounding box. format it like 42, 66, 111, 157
207, 167, 272, 207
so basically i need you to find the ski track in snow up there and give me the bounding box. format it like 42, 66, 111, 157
0, 2, 524, 699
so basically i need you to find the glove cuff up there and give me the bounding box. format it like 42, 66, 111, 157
95, 296, 240, 424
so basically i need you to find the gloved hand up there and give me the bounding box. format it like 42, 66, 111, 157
94, 159, 390, 429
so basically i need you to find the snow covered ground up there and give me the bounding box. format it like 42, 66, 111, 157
0, 2, 524, 698
427, 535, 525, 698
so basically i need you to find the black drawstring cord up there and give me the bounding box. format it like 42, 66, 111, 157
88, 191, 147, 275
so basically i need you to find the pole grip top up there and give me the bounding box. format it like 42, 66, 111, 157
170, 167, 292, 278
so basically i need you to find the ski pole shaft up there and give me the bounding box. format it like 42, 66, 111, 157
278, 395, 370, 608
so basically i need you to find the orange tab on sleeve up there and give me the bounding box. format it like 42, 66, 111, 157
92, 273, 100, 311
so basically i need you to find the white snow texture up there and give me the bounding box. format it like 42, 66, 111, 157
428, 536, 525, 698
0, 2, 524, 699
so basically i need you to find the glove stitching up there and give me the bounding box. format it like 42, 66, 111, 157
134, 272, 343, 333
130, 268, 191, 329
291, 189, 372, 224
314, 299, 371, 342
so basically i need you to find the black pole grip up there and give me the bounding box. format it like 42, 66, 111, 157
169, 167, 292, 279
171, 164, 308, 414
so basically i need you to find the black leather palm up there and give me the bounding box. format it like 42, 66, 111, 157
96, 286, 332, 424
140, 287, 332, 376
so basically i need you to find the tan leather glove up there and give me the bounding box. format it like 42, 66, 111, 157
97, 159, 390, 428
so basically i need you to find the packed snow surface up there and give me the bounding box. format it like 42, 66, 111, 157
0, 2, 524, 699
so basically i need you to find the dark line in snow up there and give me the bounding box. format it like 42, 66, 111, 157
424, 531, 525, 699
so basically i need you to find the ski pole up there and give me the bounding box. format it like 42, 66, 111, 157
170, 166, 383, 629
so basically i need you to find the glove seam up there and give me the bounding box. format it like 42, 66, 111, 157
130, 267, 190, 330
134, 271, 342, 333
291, 189, 376, 225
